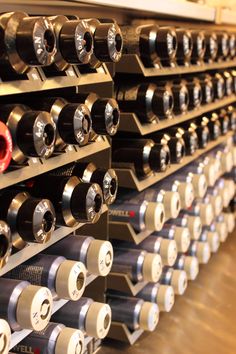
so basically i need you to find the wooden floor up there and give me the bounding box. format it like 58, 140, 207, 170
102, 230, 236, 354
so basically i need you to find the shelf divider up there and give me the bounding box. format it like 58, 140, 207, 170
107, 272, 147, 296
107, 322, 143, 345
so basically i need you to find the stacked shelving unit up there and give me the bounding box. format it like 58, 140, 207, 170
0, 52, 113, 353
1, 1, 236, 354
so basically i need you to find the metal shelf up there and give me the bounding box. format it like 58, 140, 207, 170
69, 0, 216, 22
0, 65, 112, 96
9, 273, 96, 349
109, 221, 153, 245
114, 132, 233, 191
0, 136, 110, 190
118, 95, 236, 135
107, 322, 143, 345
115, 54, 236, 77
0, 205, 108, 277
219, 8, 236, 25
107, 272, 147, 296
103, 232, 236, 352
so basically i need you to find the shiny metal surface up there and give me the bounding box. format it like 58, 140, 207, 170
102, 230, 236, 354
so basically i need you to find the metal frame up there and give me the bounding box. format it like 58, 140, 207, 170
67, 0, 216, 22
4, 143, 111, 349
0, 0, 235, 27
0, 205, 108, 277
217, 8, 236, 25
107, 272, 148, 297
0, 64, 112, 96
9, 275, 96, 349
0, 0, 235, 351
0, 137, 110, 189
115, 54, 236, 77
118, 96, 236, 135
1, 0, 216, 22
107, 322, 143, 345
114, 132, 233, 191
109, 222, 153, 245
0, 42, 113, 352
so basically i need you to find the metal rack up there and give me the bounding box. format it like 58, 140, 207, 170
109, 221, 153, 244
0, 137, 110, 190
107, 272, 148, 296
0, 205, 108, 277
0, 37, 113, 351
0, 65, 112, 96
115, 54, 236, 76
217, 8, 236, 25
107, 322, 143, 345
4, 140, 111, 348
71, 0, 216, 21
106, 133, 233, 345
0, 0, 236, 352
1, 0, 234, 25
1, 0, 215, 22
118, 96, 236, 135
114, 132, 233, 191
9, 274, 97, 349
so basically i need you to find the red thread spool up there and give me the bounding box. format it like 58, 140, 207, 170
0, 121, 12, 173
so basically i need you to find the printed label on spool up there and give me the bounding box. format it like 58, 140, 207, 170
9, 265, 44, 285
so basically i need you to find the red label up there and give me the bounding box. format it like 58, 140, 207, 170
26, 180, 35, 188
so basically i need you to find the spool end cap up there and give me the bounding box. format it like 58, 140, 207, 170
55, 327, 85, 354
16, 285, 52, 331
143, 253, 163, 283
196, 242, 211, 264
159, 239, 177, 266
187, 216, 202, 240
163, 191, 181, 220
85, 302, 112, 338
174, 226, 191, 253
192, 174, 207, 198
184, 256, 199, 280
207, 231, 220, 253
171, 270, 188, 295
55, 260, 86, 300
178, 182, 194, 208
87, 240, 113, 276
139, 302, 159, 331
145, 202, 165, 231
156, 285, 175, 312
0, 319, 11, 354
